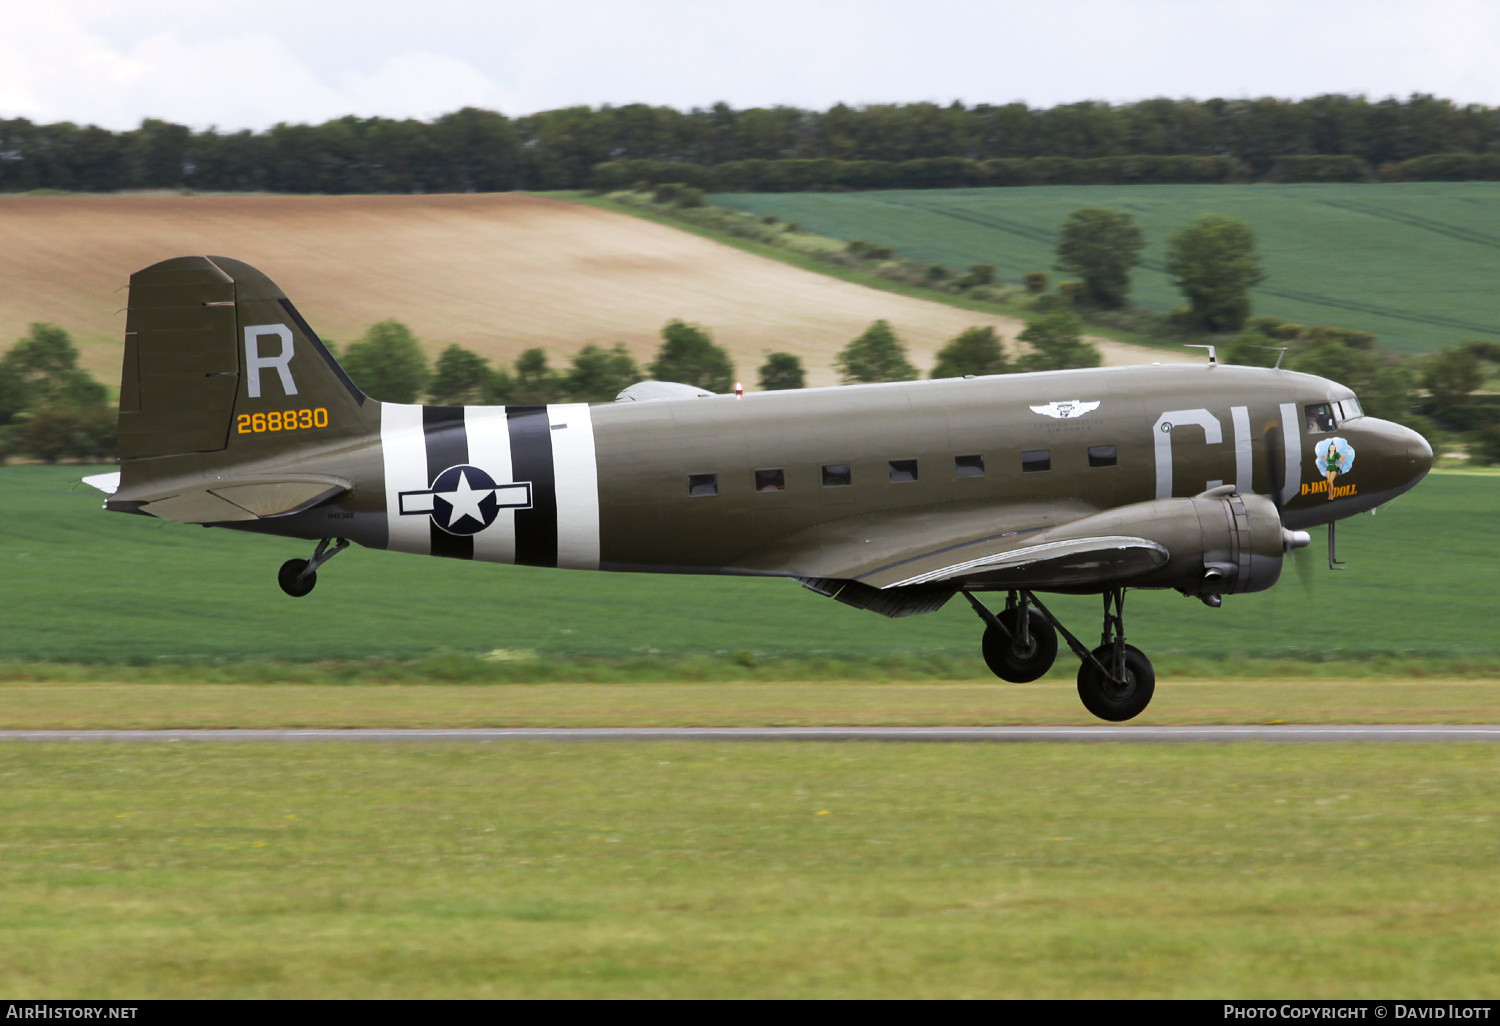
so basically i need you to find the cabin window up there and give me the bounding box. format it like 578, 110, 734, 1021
688, 474, 718, 497
755, 469, 786, 492
955, 455, 985, 478
1021, 449, 1051, 473
888, 459, 918, 483
1306, 403, 1336, 433
1088, 445, 1117, 468
822, 464, 852, 487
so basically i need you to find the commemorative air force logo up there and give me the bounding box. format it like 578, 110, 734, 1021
1030, 400, 1101, 420
398, 465, 532, 536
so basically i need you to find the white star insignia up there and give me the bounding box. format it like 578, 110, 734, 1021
435, 469, 493, 528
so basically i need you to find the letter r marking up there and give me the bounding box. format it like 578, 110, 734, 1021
244, 324, 298, 398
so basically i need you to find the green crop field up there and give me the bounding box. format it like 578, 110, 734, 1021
714, 183, 1500, 355
2, 464, 1497, 671
1, 741, 1497, 998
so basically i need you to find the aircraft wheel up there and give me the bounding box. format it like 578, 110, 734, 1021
278, 558, 317, 598
981, 608, 1058, 683
1076, 644, 1155, 722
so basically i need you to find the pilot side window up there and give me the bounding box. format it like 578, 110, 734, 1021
1306, 403, 1336, 433
1022, 449, 1051, 473
955, 455, 985, 478
822, 464, 852, 487
1337, 398, 1364, 420
688, 474, 718, 497
755, 469, 786, 492
888, 459, 918, 483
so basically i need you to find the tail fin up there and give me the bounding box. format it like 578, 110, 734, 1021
120, 255, 370, 461
112, 256, 373, 522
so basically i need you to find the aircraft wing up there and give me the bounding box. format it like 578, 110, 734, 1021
100, 474, 352, 524
733, 500, 1170, 615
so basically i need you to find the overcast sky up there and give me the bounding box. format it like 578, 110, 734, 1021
2, 0, 1497, 130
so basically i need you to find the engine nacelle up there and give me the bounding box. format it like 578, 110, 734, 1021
1119, 487, 1294, 598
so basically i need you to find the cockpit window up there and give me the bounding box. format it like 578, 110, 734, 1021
1337, 397, 1363, 420
1305, 403, 1336, 433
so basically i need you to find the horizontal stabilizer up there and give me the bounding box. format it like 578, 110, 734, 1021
82, 472, 120, 495
108, 474, 351, 523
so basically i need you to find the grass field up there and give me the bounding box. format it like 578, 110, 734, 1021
2, 741, 1496, 998
2, 680, 1498, 728
715, 183, 1500, 355
4, 464, 1495, 671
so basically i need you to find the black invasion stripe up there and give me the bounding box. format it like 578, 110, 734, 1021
507, 406, 557, 567
277, 298, 366, 405
423, 405, 472, 560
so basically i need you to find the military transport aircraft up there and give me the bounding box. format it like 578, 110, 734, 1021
84, 256, 1433, 721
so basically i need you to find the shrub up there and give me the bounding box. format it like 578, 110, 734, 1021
1058, 280, 1086, 303
836, 320, 918, 383
955, 264, 995, 289
1164, 215, 1266, 332
1246, 316, 1304, 341
923, 264, 952, 283
650, 320, 735, 392
1222, 328, 1284, 368
341, 320, 431, 403
1305, 325, 1376, 350
1015, 310, 1100, 371
511, 348, 563, 404
565, 343, 640, 402
428, 344, 492, 405
1053, 207, 1145, 308
758, 352, 806, 390
9, 403, 116, 462
675, 186, 705, 208
1023, 272, 1049, 294
931, 326, 1006, 378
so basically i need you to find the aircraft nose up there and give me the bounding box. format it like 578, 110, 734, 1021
1405, 426, 1434, 477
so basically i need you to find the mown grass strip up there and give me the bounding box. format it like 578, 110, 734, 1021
2, 742, 1497, 997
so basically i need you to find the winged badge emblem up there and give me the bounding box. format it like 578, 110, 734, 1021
1030, 400, 1101, 420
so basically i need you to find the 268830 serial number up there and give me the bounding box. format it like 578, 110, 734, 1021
236, 408, 330, 433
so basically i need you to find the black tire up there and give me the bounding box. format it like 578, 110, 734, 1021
981, 607, 1059, 683
1076, 644, 1155, 722
278, 558, 317, 598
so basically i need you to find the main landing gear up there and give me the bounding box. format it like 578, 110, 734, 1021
964, 587, 1156, 722
277, 538, 348, 598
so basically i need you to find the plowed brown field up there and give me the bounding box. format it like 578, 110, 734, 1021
0, 192, 1180, 388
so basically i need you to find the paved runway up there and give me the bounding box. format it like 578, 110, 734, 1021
2, 726, 1499, 743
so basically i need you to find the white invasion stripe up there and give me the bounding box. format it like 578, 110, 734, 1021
466, 406, 517, 564
549, 403, 601, 571
380, 403, 430, 555
1280, 402, 1302, 505
888, 536, 1166, 589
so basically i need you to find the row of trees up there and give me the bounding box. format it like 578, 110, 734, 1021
339, 312, 1102, 409
7, 93, 1500, 194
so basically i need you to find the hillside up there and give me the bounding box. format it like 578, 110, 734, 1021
716, 182, 1500, 355
0, 193, 1176, 389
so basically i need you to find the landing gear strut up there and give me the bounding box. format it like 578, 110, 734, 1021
278, 538, 348, 598
964, 587, 1156, 721
965, 591, 1058, 682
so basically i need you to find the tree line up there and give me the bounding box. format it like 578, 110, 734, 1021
8, 93, 1500, 194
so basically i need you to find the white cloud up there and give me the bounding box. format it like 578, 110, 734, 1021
2, 0, 1500, 129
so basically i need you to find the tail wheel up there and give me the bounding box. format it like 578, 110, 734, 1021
1076, 644, 1155, 722
278, 558, 317, 598
981, 608, 1058, 683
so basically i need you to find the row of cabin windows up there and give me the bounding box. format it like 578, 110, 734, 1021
687, 446, 1118, 496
